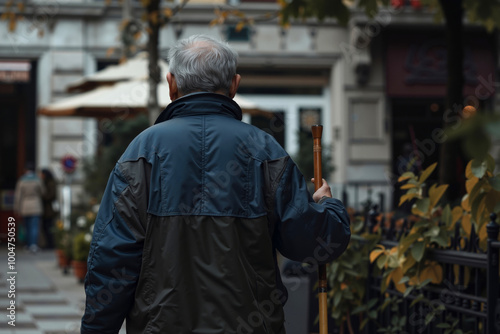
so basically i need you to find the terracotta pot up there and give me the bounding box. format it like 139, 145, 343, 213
72, 260, 88, 283
56, 249, 71, 268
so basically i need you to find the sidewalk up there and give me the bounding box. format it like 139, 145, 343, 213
0, 247, 125, 334
0, 248, 84, 333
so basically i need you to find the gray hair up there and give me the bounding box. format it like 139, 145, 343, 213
167, 35, 239, 96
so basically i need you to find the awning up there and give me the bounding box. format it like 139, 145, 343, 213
39, 79, 272, 119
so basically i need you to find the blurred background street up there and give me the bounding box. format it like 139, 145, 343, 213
0, 247, 126, 334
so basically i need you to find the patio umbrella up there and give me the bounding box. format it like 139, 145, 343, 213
40, 52, 272, 119
38, 79, 272, 119
67, 52, 168, 93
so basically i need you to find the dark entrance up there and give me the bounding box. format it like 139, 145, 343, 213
0, 60, 37, 240
391, 98, 444, 208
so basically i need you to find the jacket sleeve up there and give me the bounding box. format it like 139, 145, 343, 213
81, 164, 146, 334
272, 157, 350, 265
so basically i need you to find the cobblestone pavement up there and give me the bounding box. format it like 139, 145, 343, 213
0, 247, 125, 334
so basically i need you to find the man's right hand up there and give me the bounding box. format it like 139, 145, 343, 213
311, 178, 332, 203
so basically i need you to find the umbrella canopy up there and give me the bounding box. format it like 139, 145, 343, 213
39, 79, 272, 119
40, 52, 272, 119
67, 52, 169, 93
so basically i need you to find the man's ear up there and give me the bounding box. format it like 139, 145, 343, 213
228, 74, 241, 99
167, 72, 179, 101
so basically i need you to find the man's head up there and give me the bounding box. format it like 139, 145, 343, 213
166, 34, 241, 101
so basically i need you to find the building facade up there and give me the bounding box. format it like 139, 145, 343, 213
1, 0, 499, 221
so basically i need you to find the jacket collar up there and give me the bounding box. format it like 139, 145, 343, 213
154, 92, 243, 125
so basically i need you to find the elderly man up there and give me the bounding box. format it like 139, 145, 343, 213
81, 34, 350, 334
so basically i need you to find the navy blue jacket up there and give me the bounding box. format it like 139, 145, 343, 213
81, 92, 350, 334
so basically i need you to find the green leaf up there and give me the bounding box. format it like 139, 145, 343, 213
416, 198, 430, 214
398, 276, 410, 284
471, 158, 488, 178
418, 279, 432, 289
471, 192, 487, 224
411, 241, 425, 262
368, 310, 377, 319
403, 285, 415, 298
430, 234, 449, 248
331, 308, 341, 319
442, 204, 452, 226
410, 294, 426, 307
367, 298, 378, 309
485, 154, 495, 173
424, 226, 440, 238
425, 312, 435, 325
490, 176, 500, 191
399, 316, 407, 326
333, 291, 342, 307
360, 318, 369, 330
351, 304, 366, 315
399, 233, 420, 255
377, 254, 387, 270
436, 323, 452, 329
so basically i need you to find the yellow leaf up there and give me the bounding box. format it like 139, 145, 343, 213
149, 11, 159, 25
429, 184, 448, 209
1, 13, 8, 20
420, 262, 443, 284
389, 247, 398, 255
398, 172, 415, 182
399, 193, 418, 206
8, 18, 16, 31
37, 28, 44, 38
461, 214, 472, 237
461, 194, 471, 212
235, 21, 246, 32
119, 19, 130, 30
479, 222, 487, 250
209, 18, 219, 27
370, 249, 384, 263
391, 267, 406, 294
408, 275, 420, 286
386, 271, 393, 287
465, 160, 474, 179
419, 162, 438, 184
17, 2, 24, 11
105, 0, 112, 5
411, 204, 426, 218
466, 176, 479, 194
340, 283, 348, 291
164, 8, 173, 18
451, 206, 463, 225
106, 47, 115, 57
402, 255, 416, 274
401, 183, 418, 190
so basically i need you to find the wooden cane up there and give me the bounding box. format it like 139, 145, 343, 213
312, 125, 328, 334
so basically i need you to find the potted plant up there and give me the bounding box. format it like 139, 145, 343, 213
53, 220, 72, 274
72, 231, 91, 283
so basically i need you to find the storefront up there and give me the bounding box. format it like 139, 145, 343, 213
0, 60, 37, 240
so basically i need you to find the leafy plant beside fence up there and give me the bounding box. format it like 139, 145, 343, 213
326, 155, 500, 334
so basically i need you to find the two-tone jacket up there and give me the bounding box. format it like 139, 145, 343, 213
81, 92, 351, 334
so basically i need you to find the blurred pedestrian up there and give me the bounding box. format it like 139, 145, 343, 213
40, 168, 57, 249
14, 162, 44, 253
